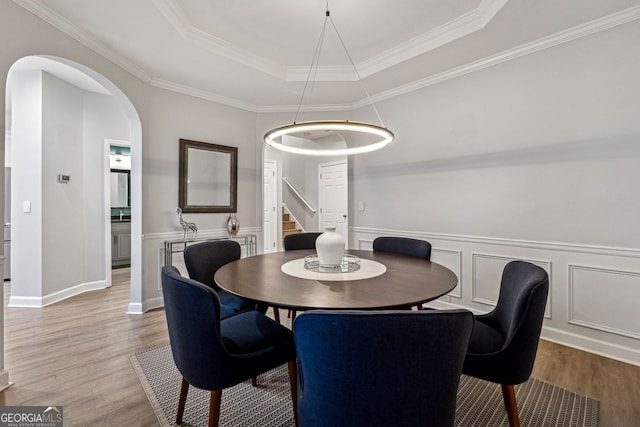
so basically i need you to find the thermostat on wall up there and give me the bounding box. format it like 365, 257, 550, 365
57, 174, 70, 183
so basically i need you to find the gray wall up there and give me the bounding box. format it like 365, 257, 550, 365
349, 20, 640, 364
0, 1, 259, 311
350, 20, 640, 247
9, 70, 130, 303
82, 92, 130, 281
8, 69, 43, 299
41, 71, 85, 297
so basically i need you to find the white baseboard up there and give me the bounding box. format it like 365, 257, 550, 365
0, 370, 11, 392
126, 297, 163, 315
8, 280, 109, 308
126, 302, 144, 315
141, 296, 164, 313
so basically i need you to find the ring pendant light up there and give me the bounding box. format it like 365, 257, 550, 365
264, 6, 395, 156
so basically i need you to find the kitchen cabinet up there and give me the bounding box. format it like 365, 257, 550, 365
112, 221, 131, 267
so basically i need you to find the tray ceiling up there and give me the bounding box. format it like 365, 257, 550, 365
12, 0, 640, 111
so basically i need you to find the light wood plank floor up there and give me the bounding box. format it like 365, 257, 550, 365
1, 268, 166, 426
1, 268, 639, 426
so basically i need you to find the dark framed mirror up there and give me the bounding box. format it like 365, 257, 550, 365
179, 139, 237, 213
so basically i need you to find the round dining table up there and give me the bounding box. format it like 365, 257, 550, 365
214, 249, 457, 312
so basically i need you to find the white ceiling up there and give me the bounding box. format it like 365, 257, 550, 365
13, 0, 640, 111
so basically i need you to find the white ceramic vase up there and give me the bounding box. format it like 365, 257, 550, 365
315, 226, 345, 267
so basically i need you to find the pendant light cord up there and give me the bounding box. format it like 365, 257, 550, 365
294, 11, 329, 123
327, 13, 386, 128
294, 3, 386, 129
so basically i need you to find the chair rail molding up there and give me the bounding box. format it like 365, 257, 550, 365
351, 227, 640, 259
350, 226, 640, 367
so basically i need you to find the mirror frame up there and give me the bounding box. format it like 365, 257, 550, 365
179, 138, 238, 213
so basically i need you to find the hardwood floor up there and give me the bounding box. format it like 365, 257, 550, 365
1, 268, 639, 426
532, 340, 640, 426
1, 268, 166, 426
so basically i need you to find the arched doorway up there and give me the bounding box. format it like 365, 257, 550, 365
4, 55, 142, 311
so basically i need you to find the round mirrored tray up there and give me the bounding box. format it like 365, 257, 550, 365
304, 254, 361, 273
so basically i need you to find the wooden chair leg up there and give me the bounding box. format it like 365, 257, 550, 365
288, 360, 298, 427
251, 376, 257, 387
291, 310, 297, 322
273, 307, 281, 323
177, 377, 189, 424
208, 389, 222, 427
501, 384, 520, 427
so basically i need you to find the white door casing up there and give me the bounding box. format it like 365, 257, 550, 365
263, 160, 277, 253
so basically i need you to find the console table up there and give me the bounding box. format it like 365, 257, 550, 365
163, 234, 257, 266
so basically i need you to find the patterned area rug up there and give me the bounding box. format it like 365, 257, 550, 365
132, 344, 598, 427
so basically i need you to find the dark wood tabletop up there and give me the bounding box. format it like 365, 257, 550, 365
214, 249, 458, 311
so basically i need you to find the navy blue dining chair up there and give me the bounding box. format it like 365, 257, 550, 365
183, 240, 265, 319
462, 260, 549, 427
373, 236, 432, 309
283, 232, 322, 251
161, 265, 298, 427
294, 309, 474, 427
373, 236, 432, 260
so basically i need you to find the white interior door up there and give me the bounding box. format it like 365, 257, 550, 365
319, 161, 348, 245
263, 160, 278, 253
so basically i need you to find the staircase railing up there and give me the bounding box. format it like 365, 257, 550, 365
283, 176, 316, 213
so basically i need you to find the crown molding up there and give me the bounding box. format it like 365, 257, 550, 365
13, 0, 153, 85
152, 0, 286, 79
13, 1, 640, 114
149, 78, 257, 112
286, 65, 358, 82
355, 0, 509, 79
256, 103, 353, 114
269, 4, 640, 114
352, 4, 640, 109
273, 0, 509, 82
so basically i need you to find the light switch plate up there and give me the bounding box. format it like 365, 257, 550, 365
23, 201, 31, 213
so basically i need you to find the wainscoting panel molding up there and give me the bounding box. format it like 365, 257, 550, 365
472, 253, 552, 319
568, 264, 640, 340
356, 238, 374, 251
350, 227, 640, 366
433, 248, 463, 299
357, 238, 463, 299
471, 253, 509, 307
